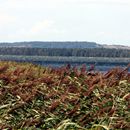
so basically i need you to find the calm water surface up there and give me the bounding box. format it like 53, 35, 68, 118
30, 61, 129, 72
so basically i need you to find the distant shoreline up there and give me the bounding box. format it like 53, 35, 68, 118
0, 55, 130, 64
0, 55, 129, 72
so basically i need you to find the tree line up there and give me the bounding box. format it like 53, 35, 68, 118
0, 47, 130, 57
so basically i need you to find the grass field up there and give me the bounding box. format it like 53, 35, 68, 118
0, 61, 130, 129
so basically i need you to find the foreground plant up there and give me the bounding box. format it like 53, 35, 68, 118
0, 61, 130, 130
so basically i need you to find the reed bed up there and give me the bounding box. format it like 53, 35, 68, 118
0, 61, 130, 130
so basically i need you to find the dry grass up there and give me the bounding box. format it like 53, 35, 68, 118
0, 61, 130, 130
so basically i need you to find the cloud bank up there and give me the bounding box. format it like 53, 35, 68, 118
0, 0, 130, 45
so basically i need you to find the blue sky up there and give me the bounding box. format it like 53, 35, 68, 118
0, 0, 130, 46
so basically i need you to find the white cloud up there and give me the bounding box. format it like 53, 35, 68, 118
1, 0, 63, 9
30, 20, 55, 34
0, 12, 15, 26
0, 0, 129, 13
0, 19, 66, 42
0, 0, 130, 45
65, 0, 130, 4
28, 19, 66, 39
2, 0, 130, 10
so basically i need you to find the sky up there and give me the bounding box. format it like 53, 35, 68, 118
0, 0, 130, 46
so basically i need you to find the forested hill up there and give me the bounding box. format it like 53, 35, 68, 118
0, 41, 130, 49
0, 48, 130, 57
0, 41, 102, 48
0, 41, 130, 57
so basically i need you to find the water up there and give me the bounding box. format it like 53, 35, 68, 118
30, 61, 129, 72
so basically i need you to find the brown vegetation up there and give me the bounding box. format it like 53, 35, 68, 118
0, 61, 130, 129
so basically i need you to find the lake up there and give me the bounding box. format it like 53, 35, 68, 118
0, 55, 129, 72
30, 60, 129, 72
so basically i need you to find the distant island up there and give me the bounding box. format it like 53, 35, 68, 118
0, 41, 130, 49
0, 41, 129, 71
0, 41, 130, 58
